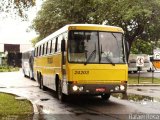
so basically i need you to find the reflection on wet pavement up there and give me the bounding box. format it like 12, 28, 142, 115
36, 104, 120, 120
112, 93, 160, 110
113, 93, 160, 102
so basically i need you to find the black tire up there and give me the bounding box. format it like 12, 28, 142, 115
57, 80, 66, 102
133, 71, 137, 73
101, 94, 111, 100
29, 72, 33, 80
29, 72, 31, 79
23, 69, 27, 77
37, 73, 41, 89
30, 71, 35, 80
147, 68, 152, 72
40, 74, 46, 91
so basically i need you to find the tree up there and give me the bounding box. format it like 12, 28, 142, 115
32, 0, 100, 39
32, 0, 160, 59
31, 36, 40, 46
102, 0, 160, 58
131, 39, 153, 55
0, 0, 36, 20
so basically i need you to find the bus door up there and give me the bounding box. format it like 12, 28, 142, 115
61, 39, 67, 94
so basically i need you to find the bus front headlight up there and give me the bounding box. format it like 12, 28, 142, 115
73, 85, 78, 91
120, 85, 125, 90
115, 86, 120, 91
79, 86, 84, 91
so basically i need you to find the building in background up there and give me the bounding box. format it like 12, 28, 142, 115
0, 43, 33, 67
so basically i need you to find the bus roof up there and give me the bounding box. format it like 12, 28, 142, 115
35, 24, 124, 47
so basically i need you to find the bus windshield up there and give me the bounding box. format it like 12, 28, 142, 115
68, 30, 125, 64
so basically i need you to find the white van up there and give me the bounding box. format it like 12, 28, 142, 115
128, 54, 151, 73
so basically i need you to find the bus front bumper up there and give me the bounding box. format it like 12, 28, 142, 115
67, 83, 127, 95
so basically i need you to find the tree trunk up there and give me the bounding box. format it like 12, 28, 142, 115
126, 37, 134, 62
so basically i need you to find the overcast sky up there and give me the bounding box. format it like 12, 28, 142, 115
0, 1, 43, 45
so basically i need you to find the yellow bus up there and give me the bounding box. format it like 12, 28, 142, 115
34, 24, 128, 101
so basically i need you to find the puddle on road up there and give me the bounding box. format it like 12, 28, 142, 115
112, 93, 160, 104
40, 98, 50, 101
0, 87, 6, 88
150, 88, 160, 92
136, 88, 144, 91
134, 88, 160, 94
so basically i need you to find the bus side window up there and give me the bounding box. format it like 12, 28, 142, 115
42, 44, 45, 55
34, 48, 36, 57
39, 45, 41, 56
44, 43, 46, 55
52, 38, 55, 53
36, 47, 38, 57
49, 40, 52, 54
55, 37, 58, 52
41, 45, 43, 55
63, 32, 68, 51
46, 42, 48, 54
57, 35, 62, 52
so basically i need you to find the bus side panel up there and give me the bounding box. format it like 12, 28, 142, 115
44, 53, 62, 90
34, 53, 62, 91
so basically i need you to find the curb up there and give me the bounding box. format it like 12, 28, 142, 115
31, 101, 39, 114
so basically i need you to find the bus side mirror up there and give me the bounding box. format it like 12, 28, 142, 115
125, 40, 129, 53
125, 40, 129, 61
61, 39, 66, 52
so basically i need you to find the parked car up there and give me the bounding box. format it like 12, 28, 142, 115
128, 54, 151, 73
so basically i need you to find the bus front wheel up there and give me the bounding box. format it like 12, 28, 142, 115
101, 94, 111, 100
57, 80, 66, 102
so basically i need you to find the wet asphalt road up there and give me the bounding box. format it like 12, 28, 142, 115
0, 70, 160, 120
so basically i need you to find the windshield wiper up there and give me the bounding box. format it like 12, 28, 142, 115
100, 44, 115, 66
84, 49, 96, 65
101, 51, 115, 66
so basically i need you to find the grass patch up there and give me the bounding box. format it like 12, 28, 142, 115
0, 66, 19, 72
128, 76, 160, 84
0, 93, 33, 119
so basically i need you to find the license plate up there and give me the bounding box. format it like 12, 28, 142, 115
96, 88, 105, 92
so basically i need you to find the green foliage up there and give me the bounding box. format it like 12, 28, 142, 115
103, 0, 160, 54
0, 66, 19, 72
32, 0, 160, 57
0, 0, 37, 20
128, 76, 160, 84
31, 36, 40, 46
131, 39, 160, 55
131, 39, 153, 54
0, 93, 33, 118
32, 0, 101, 39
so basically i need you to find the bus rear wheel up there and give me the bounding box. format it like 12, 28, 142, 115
39, 74, 46, 91
101, 94, 111, 100
37, 72, 41, 89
